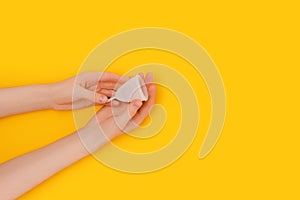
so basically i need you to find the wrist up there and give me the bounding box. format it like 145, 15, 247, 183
24, 84, 59, 110
76, 126, 109, 153
47, 82, 72, 109
70, 131, 91, 157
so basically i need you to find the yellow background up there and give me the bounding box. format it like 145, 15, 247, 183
1, 0, 299, 199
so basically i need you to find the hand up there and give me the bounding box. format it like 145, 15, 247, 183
50, 72, 128, 110
78, 73, 156, 152
0, 72, 155, 199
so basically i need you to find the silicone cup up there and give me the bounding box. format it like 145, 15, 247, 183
108, 75, 148, 102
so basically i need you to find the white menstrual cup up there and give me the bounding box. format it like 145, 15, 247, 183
109, 75, 148, 102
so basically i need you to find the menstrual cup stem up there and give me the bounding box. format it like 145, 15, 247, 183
107, 97, 116, 102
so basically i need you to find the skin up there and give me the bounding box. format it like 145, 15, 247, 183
0, 72, 156, 200
0, 72, 129, 117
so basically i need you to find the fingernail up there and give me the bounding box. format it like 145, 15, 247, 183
139, 73, 144, 78
99, 96, 107, 103
133, 100, 142, 107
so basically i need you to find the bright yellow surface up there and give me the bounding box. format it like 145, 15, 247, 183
0, 0, 299, 199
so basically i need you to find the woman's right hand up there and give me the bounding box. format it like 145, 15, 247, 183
78, 73, 156, 153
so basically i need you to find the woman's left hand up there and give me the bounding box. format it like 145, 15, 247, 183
50, 72, 129, 110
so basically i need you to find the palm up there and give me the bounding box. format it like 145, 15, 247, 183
87, 74, 156, 139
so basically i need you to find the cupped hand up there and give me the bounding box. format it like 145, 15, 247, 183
78, 73, 156, 153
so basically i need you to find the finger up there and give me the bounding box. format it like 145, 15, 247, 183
78, 87, 108, 104
91, 72, 124, 82
78, 72, 118, 86
114, 100, 143, 130
137, 84, 156, 118
97, 75, 130, 90
79, 72, 129, 89
124, 84, 156, 132
102, 76, 129, 86
128, 100, 143, 117
88, 85, 97, 91
98, 82, 116, 89
99, 89, 115, 97
145, 72, 153, 85
87, 78, 130, 91
103, 99, 120, 107
98, 82, 123, 90
139, 73, 144, 79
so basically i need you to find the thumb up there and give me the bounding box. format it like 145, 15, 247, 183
114, 100, 143, 130
78, 87, 107, 104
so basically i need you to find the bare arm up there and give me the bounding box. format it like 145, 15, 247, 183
0, 73, 155, 200
0, 72, 127, 117
0, 132, 89, 199
0, 84, 55, 117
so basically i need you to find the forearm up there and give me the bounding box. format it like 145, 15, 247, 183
0, 84, 61, 117
0, 131, 90, 200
